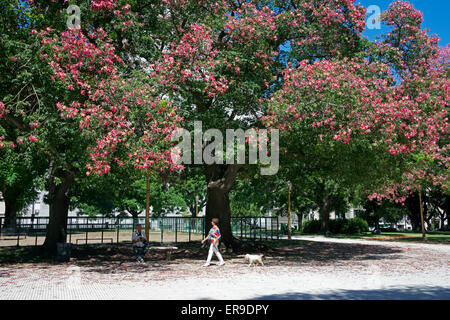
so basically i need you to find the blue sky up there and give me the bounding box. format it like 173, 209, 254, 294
359, 0, 450, 46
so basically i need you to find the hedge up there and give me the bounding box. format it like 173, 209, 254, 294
301, 218, 369, 235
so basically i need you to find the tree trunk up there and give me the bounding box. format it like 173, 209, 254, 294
444, 196, 450, 230
405, 193, 423, 232
129, 211, 140, 220
439, 213, 446, 230
375, 214, 381, 230
296, 213, 303, 231
42, 169, 75, 254
441, 195, 450, 230
422, 200, 432, 231
205, 187, 233, 243
319, 194, 331, 234
204, 164, 241, 250
4, 198, 17, 230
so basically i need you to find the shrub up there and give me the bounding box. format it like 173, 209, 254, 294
301, 220, 322, 234
301, 218, 369, 234
343, 218, 369, 234
329, 219, 345, 234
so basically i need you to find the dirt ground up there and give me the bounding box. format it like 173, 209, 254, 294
0, 239, 449, 299
0, 230, 203, 247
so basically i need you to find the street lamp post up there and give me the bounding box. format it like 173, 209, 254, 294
195, 195, 199, 233
145, 176, 150, 241
195, 195, 199, 217
287, 181, 292, 240
419, 188, 426, 240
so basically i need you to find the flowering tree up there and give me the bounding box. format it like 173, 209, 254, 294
1, 1, 183, 251
37, 27, 183, 176
0, 147, 43, 230
366, 1, 449, 202
263, 58, 400, 231
0, 0, 69, 238
2, 0, 447, 245
32, 0, 414, 246
265, 1, 449, 233
136, 0, 368, 247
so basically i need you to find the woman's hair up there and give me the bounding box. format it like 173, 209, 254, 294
212, 218, 219, 225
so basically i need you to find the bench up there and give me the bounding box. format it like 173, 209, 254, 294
148, 246, 178, 261
76, 238, 114, 244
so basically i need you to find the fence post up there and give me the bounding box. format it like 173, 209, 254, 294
271, 217, 274, 240
277, 216, 279, 239
260, 217, 262, 241
175, 218, 178, 244
203, 217, 205, 237
86, 218, 89, 244
240, 218, 242, 239
189, 218, 192, 242
69, 218, 72, 244
117, 218, 120, 243
17, 222, 20, 247
160, 218, 164, 244
269, 217, 272, 240
35, 217, 38, 246
265, 217, 268, 241
252, 218, 254, 240
101, 217, 105, 244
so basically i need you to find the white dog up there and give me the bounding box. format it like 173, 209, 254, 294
244, 254, 264, 267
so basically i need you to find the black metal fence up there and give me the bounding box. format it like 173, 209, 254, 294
231, 216, 281, 241
0, 216, 280, 247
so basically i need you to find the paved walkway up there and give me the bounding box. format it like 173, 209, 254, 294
1, 238, 449, 300
289, 235, 450, 253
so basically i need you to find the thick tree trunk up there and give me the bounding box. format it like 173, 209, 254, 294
439, 213, 446, 230
204, 164, 241, 250
319, 194, 331, 234
4, 199, 17, 230
205, 187, 233, 243
405, 193, 423, 232
296, 213, 302, 231
42, 169, 75, 254
374, 214, 381, 230
43, 193, 70, 251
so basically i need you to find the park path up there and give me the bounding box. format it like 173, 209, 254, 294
289, 235, 450, 253
1, 237, 449, 300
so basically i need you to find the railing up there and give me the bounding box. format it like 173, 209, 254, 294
0, 216, 280, 247
231, 216, 280, 241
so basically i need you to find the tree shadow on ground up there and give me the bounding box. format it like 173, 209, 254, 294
265, 241, 405, 263
0, 240, 405, 274
251, 286, 450, 300
70, 242, 207, 273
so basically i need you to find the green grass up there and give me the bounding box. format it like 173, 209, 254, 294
292, 231, 450, 244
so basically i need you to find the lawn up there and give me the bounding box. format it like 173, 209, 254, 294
292, 231, 450, 244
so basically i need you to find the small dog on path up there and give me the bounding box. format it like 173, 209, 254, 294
244, 254, 264, 267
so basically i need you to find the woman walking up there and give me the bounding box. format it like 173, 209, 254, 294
201, 218, 225, 267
